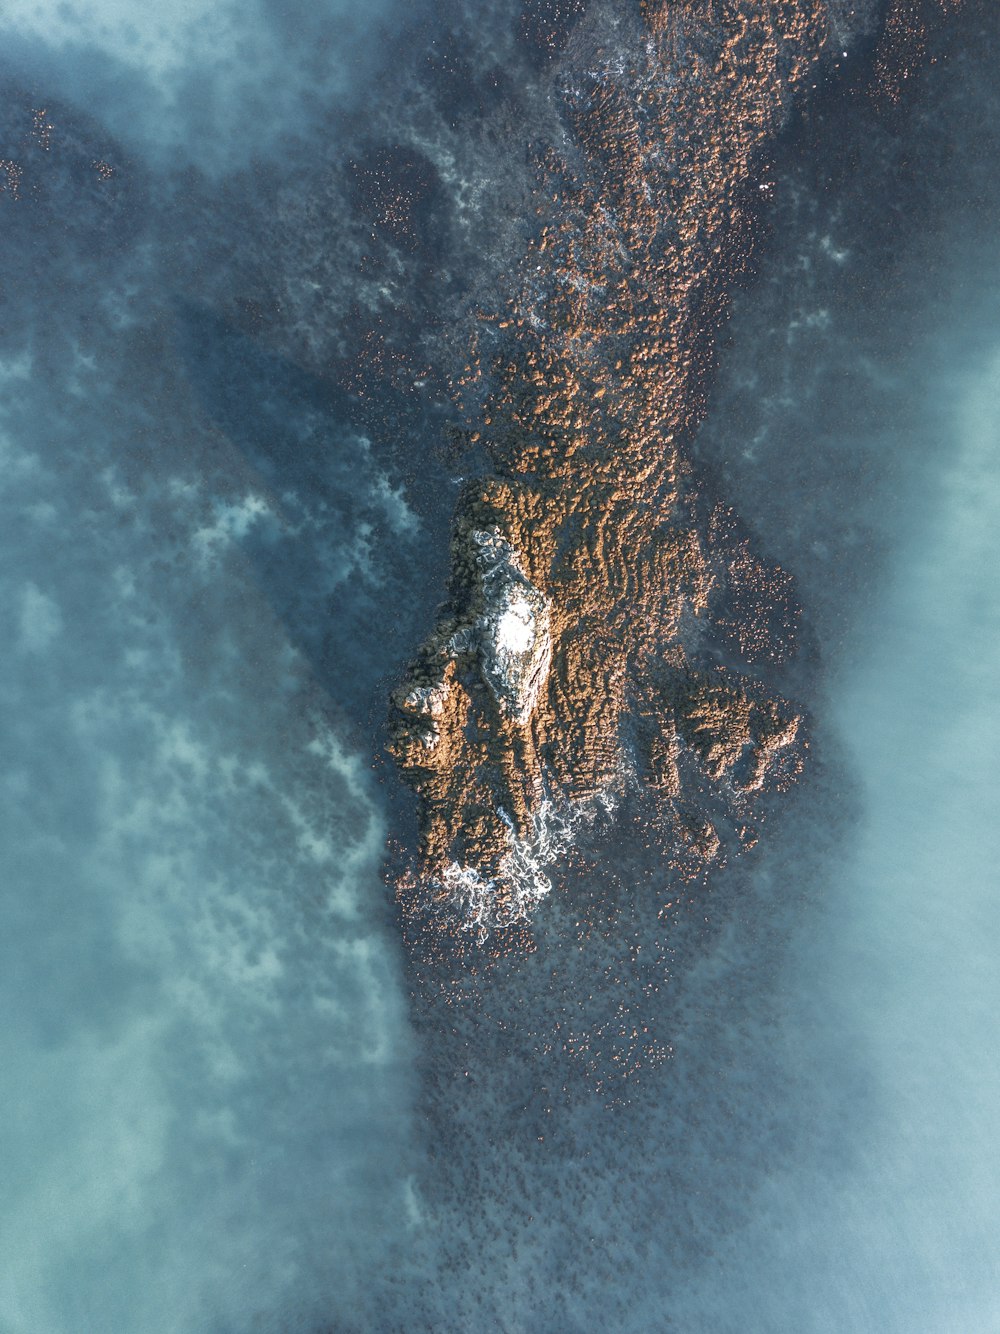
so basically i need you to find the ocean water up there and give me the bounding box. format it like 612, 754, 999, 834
673, 14, 1000, 1327
2, 1, 1000, 1332
0, 4, 424, 1330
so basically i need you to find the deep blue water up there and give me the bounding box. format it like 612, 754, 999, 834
1, 2, 999, 1331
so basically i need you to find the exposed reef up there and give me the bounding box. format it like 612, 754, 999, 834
389, 0, 865, 939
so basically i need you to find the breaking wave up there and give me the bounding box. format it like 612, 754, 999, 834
433, 790, 618, 940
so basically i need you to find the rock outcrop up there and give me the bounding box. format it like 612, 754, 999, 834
389, 0, 831, 942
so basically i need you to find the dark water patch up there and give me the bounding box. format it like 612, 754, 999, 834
516, 0, 589, 67
348, 143, 452, 256
423, 31, 512, 125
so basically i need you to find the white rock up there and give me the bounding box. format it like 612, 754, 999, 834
403, 681, 450, 718
470, 529, 552, 724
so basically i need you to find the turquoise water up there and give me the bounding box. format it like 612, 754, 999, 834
671, 22, 1000, 1325
666, 332, 1000, 1334
0, 3, 421, 1329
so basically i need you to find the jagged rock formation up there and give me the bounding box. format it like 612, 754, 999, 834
388, 0, 855, 938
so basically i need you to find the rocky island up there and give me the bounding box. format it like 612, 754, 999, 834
389, 0, 878, 941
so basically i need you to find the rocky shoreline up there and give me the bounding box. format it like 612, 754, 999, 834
388, 0, 954, 944
385, 1, 829, 941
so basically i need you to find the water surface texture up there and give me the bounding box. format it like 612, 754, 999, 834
2, 1, 998, 1331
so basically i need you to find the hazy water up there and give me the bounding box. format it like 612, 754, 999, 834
657, 359, 1000, 1334
672, 15, 1000, 1328
0, 3, 423, 1330
3, 1, 1000, 1331
0, 0, 401, 171
664, 340, 1000, 1334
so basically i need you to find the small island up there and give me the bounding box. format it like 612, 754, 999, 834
389, 0, 826, 940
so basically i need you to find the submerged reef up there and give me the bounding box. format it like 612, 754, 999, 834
389, 0, 886, 938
